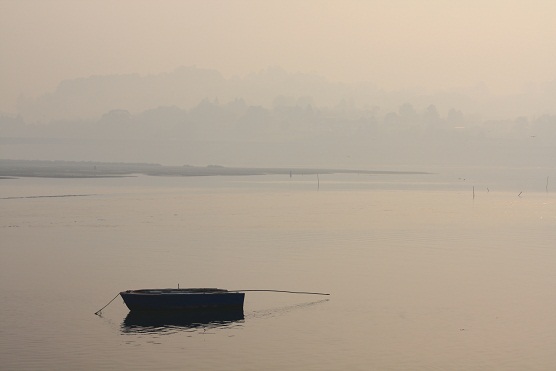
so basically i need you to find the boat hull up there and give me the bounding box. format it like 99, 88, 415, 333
120, 289, 245, 311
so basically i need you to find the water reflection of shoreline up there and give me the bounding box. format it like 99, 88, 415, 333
121, 309, 244, 334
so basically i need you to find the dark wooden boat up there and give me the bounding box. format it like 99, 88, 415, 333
120, 288, 245, 311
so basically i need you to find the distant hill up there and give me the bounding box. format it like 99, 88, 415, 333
16, 66, 363, 123
14, 66, 556, 124
4, 66, 556, 169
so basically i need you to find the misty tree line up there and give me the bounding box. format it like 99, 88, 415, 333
2, 99, 555, 146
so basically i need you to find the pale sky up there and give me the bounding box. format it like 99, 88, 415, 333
1, 0, 556, 113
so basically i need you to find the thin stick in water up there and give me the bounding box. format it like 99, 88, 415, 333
231, 289, 330, 296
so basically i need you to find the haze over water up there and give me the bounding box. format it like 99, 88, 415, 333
1, 170, 555, 370
2, 1, 556, 369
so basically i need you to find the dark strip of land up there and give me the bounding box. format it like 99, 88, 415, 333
0, 194, 96, 200
0, 159, 429, 179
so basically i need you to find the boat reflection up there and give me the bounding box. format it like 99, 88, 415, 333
121, 308, 244, 334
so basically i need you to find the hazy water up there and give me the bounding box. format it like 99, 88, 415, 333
1, 169, 556, 370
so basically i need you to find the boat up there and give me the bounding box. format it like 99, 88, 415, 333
119, 288, 245, 311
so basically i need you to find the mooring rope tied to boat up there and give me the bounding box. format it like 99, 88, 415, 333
94, 293, 121, 315
231, 289, 330, 295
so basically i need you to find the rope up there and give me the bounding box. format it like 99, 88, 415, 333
230, 289, 330, 296
94, 293, 120, 315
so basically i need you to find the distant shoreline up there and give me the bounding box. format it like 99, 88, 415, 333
0, 159, 430, 179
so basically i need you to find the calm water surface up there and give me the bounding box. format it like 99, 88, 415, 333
1, 169, 556, 370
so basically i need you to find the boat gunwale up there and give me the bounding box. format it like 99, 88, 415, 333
121, 288, 237, 296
